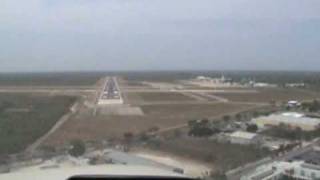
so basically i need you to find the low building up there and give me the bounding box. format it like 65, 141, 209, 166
240, 148, 320, 180
261, 136, 289, 151
286, 83, 305, 88
252, 82, 277, 88
252, 112, 320, 131
287, 100, 301, 107
229, 131, 260, 145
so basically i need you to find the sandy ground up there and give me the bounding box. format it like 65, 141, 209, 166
213, 88, 320, 103
0, 164, 182, 180
131, 150, 211, 177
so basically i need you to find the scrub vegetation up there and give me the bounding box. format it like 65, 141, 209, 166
0, 93, 76, 155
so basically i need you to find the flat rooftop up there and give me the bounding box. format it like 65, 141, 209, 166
254, 112, 320, 126
289, 148, 320, 165
229, 131, 257, 140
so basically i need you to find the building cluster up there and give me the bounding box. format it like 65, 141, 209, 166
239, 147, 320, 180
187, 75, 243, 88
249, 81, 278, 88
208, 110, 320, 152
224, 109, 320, 180
228, 131, 261, 145
285, 83, 306, 88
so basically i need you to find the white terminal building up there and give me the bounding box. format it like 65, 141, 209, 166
241, 161, 320, 180
229, 131, 261, 145
240, 148, 320, 180
252, 112, 320, 131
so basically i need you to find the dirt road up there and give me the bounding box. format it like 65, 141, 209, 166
25, 102, 80, 154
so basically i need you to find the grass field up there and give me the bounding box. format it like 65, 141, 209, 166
126, 92, 195, 103
0, 72, 103, 86
46, 103, 255, 145
140, 103, 252, 119
213, 88, 320, 103
0, 94, 76, 155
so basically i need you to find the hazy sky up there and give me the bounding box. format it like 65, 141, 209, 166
0, 0, 320, 72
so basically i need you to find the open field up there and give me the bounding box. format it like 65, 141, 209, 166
143, 137, 270, 171
125, 92, 196, 103
119, 79, 149, 87
2, 71, 320, 175
140, 103, 250, 119
4, 72, 320, 176
212, 88, 320, 103
0, 72, 104, 86
45, 103, 256, 145
0, 93, 76, 155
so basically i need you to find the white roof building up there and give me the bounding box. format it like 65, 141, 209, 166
229, 131, 260, 145
230, 131, 257, 140
252, 112, 320, 131
240, 147, 320, 180
287, 100, 299, 105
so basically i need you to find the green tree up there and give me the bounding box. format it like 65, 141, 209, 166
68, 139, 86, 157
252, 111, 259, 118
309, 100, 320, 112
210, 170, 227, 180
235, 113, 242, 121
278, 175, 296, 180
124, 132, 134, 142
138, 132, 149, 142
223, 115, 231, 121
123, 132, 134, 152
246, 124, 258, 133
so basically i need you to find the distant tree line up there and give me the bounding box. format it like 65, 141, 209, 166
123, 71, 320, 89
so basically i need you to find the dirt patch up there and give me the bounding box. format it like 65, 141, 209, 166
98, 105, 144, 116
142, 137, 270, 171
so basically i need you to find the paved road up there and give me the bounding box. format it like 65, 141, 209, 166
195, 92, 229, 102
178, 92, 208, 102
122, 89, 259, 93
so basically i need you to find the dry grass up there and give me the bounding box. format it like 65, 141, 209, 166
213, 88, 320, 103
125, 92, 195, 103
45, 103, 255, 145
144, 137, 270, 171
140, 103, 251, 119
